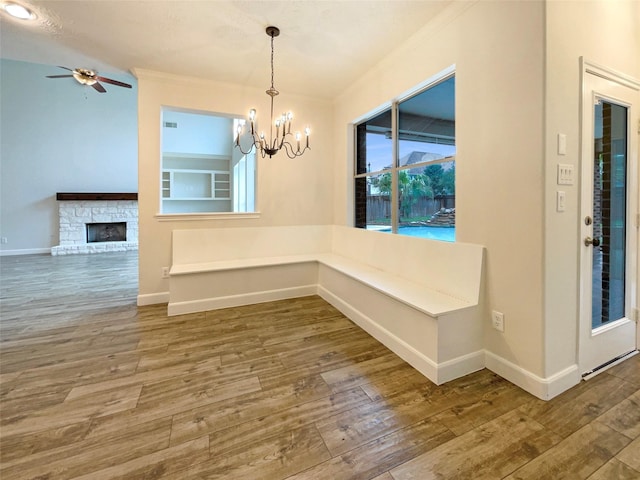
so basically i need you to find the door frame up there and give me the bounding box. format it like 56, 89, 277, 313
578, 58, 640, 376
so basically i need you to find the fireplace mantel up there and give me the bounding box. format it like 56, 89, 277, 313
56, 192, 138, 201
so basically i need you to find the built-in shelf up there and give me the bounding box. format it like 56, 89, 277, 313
161, 169, 230, 200
161, 153, 231, 213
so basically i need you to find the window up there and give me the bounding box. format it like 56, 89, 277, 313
160, 108, 255, 214
354, 75, 455, 241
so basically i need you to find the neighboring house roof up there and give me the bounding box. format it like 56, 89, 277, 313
398, 151, 446, 175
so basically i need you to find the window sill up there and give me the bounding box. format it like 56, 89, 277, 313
155, 212, 261, 222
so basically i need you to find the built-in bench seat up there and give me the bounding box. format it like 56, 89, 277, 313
170, 254, 319, 276
168, 225, 485, 384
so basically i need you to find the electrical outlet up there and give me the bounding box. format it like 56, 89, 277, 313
0, 237, 7, 244
161, 267, 170, 279
492, 310, 505, 332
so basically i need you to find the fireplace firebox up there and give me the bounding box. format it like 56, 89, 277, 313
86, 222, 127, 243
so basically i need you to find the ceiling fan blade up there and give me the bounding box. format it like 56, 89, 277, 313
57, 66, 75, 72
91, 82, 107, 93
96, 76, 132, 89
46, 75, 74, 78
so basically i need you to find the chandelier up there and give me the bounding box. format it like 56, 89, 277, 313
234, 26, 310, 159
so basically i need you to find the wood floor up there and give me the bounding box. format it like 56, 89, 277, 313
1, 251, 638, 479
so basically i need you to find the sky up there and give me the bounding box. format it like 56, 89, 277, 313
365, 133, 456, 172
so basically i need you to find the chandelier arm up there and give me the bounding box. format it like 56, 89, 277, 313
281, 141, 310, 159
280, 142, 298, 159
235, 133, 255, 155
235, 142, 255, 156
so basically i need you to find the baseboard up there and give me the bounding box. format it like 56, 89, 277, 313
318, 285, 483, 385
137, 292, 169, 306
167, 285, 318, 316
484, 350, 580, 400
0, 248, 51, 256
437, 350, 486, 384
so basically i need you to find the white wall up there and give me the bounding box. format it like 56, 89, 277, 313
543, 1, 640, 378
0, 59, 138, 254
332, 1, 547, 378
135, 69, 333, 303
161, 110, 233, 155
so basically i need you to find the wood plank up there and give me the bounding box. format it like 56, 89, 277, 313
595, 389, 640, 439
272, 326, 387, 369
204, 387, 372, 454
258, 315, 355, 347
84, 375, 262, 441
287, 417, 454, 480
588, 458, 640, 480
170, 374, 331, 443
3, 350, 142, 401
505, 422, 631, 479
136, 372, 262, 412
370, 473, 395, 480
390, 410, 561, 480
164, 425, 330, 480
606, 354, 640, 386
1, 389, 71, 422
1, 384, 143, 437
433, 378, 534, 435
316, 389, 438, 456
0, 421, 91, 464
616, 436, 640, 472
518, 373, 637, 438
0, 417, 171, 480
320, 353, 410, 393
70, 435, 209, 480
63, 356, 222, 400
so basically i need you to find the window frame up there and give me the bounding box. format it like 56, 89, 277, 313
353, 68, 455, 237
157, 106, 258, 219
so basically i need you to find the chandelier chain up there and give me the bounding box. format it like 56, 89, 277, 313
270, 34, 275, 90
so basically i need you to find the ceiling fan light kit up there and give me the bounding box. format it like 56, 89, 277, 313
73, 70, 97, 86
46, 66, 132, 93
2, 1, 36, 20
234, 26, 311, 159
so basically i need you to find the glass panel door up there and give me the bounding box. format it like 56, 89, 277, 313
591, 99, 628, 329
579, 64, 637, 376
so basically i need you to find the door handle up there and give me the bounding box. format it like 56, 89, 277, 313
584, 236, 600, 247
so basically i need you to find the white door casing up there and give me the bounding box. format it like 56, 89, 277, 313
579, 59, 639, 376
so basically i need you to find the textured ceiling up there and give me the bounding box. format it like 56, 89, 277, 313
0, 0, 456, 99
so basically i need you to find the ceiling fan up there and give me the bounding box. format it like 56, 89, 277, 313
46, 66, 132, 93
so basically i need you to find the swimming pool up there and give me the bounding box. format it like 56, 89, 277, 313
369, 226, 456, 242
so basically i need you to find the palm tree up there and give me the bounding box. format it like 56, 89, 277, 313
399, 170, 433, 220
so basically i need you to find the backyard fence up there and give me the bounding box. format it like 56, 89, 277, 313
367, 195, 455, 222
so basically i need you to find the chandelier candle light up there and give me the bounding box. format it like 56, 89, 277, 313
235, 26, 310, 159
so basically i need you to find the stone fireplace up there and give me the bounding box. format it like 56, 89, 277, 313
51, 193, 138, 255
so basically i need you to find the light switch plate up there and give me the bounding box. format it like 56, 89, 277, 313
557, 164, 574, 185
557, 190, 566, 212
558, 133, 567, 155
